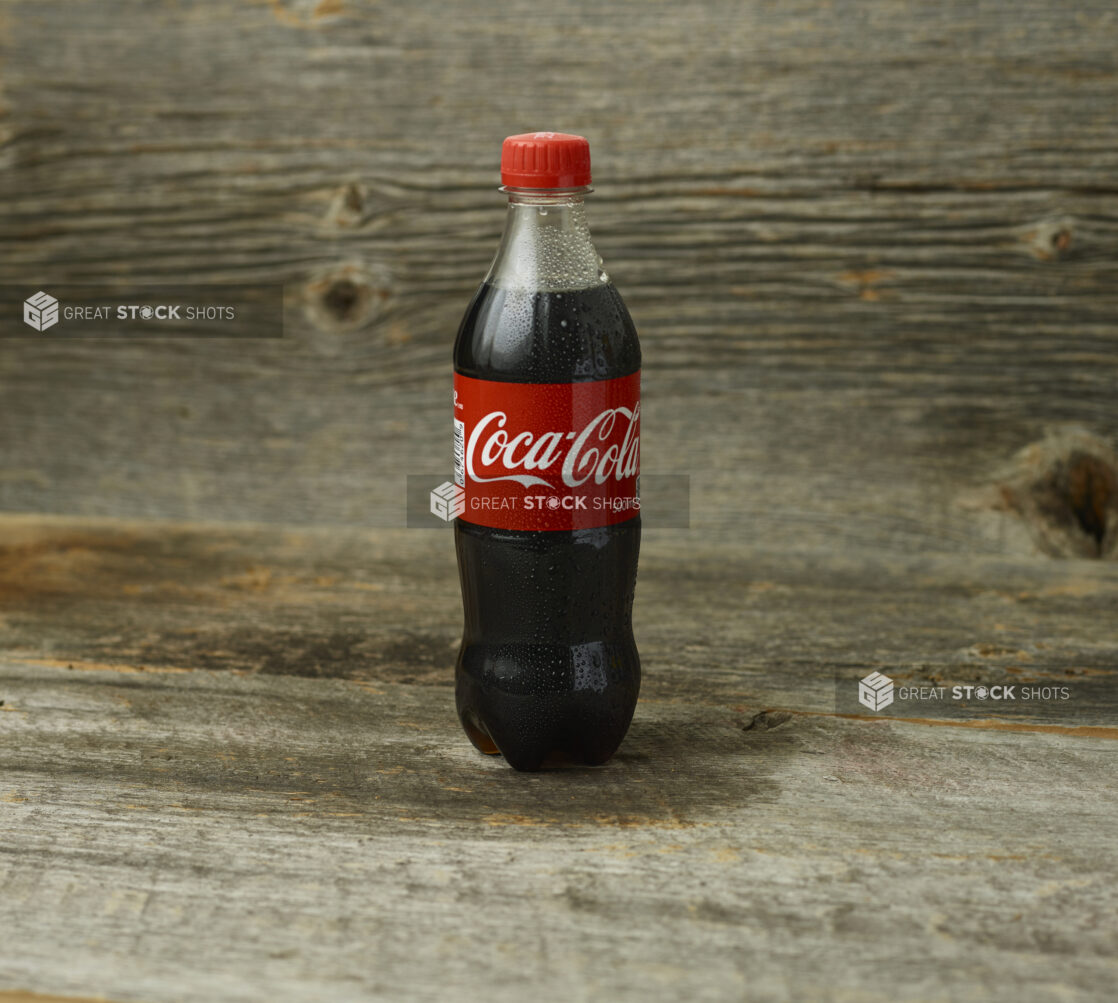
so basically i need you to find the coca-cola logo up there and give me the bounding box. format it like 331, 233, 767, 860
466, 403, 640, 490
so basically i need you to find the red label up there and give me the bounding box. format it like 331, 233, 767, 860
453, 371, 640, 531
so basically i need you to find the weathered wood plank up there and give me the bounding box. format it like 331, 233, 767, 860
1, 0, 1116, 557
1, 515, 1116, 999
2, 660, 1117, 1002
0, 514, 1115, 722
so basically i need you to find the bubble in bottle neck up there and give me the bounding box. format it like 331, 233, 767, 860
488, 198, 604, 293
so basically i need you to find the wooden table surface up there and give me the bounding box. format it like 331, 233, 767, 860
1, 515, 1116, 1002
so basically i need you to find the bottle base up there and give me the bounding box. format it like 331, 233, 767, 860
461, 712, 501, 756
456, 668, 638, 772
461, 724, 622, 772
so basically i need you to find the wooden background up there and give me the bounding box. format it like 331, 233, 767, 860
1, 2, 1117, 1001
0, 0, 1115, 556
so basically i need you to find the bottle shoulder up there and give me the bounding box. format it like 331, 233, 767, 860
453, 281, 640, 384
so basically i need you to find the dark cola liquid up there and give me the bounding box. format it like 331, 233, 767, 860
453, 281, 641, 771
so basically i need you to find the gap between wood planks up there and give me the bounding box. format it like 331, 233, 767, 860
770, 707, 1118, 741
9, 656, 1117, 741
0, 992, 131, 1003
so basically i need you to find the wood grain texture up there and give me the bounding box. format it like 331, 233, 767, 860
2, 637, 1117, 1001
1, 0, 1116, 558
2, 516, 1117, 1001
2, 1, 1118, 997
0, 514, 1115, 723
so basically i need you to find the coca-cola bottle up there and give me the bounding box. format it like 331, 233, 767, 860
452, 132, 641, 771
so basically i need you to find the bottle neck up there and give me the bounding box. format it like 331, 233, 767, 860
485, 187, 607, 293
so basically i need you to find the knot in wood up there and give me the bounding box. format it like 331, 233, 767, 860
998, 428, 1118, 558
304, 262, 392, 334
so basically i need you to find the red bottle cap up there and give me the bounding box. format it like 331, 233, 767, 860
500, 132, 592, 189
